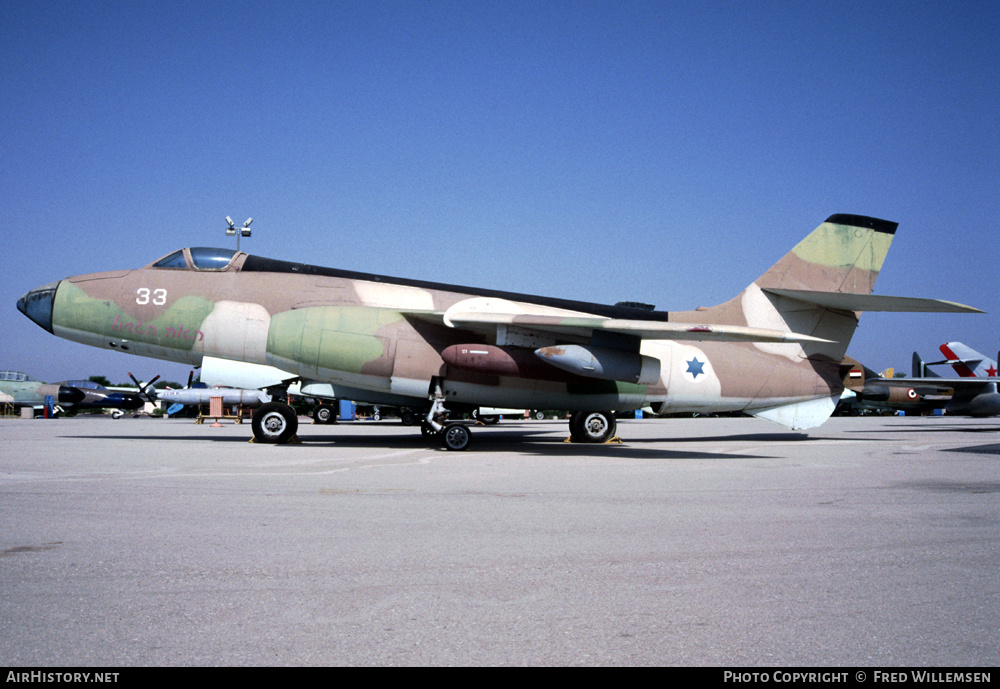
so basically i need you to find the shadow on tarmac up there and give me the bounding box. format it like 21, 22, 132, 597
57, 420, 827, 460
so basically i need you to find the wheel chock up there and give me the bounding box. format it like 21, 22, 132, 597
562, 436, 624, 444
249, 434, 302, 445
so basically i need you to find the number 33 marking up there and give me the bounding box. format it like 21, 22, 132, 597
136, 288, 167, 305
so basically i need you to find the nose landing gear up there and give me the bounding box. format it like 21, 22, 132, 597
422, 378, 474, 450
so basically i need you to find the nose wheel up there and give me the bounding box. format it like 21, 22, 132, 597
440, 423, 472, 451
421, 420, 473, 451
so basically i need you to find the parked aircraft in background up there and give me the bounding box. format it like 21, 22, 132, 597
837, 358, 949, 415
120, 367, 282, 419
17, 214, 981, 448
925, 342, 999, 378
0, 370, 145, 415
869, 351, 1000, 417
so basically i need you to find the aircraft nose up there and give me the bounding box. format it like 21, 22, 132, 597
17, 281, 60, 333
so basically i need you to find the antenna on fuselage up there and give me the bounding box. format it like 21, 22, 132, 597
225, 216, 252, 251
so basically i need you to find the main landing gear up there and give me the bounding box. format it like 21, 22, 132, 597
247, 378, 618, 449
251, 401, 299, 444
312, 403, 336, 424
568, 411, 618, 444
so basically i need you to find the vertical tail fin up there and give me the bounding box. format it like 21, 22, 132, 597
677, 215, 898, 431
732, 214, 898, 363
755, 214, 898, 294
913, 352, 941, 378
938, 342, 996, 377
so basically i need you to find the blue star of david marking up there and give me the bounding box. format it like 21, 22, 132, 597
686, 357, 706, 379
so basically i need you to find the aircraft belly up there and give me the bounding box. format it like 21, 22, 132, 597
441, 378, 646, 412
52, 323, 203, 366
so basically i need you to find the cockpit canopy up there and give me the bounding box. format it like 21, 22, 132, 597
63, 380, 106, 390
0, 371, 41, 383
150, 247, 241, 271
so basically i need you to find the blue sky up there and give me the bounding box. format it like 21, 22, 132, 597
2, 0, 998, 385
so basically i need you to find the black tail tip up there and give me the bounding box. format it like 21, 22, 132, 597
825, 214, 898, 235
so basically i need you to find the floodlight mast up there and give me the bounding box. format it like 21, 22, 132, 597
225, 216, 252, 251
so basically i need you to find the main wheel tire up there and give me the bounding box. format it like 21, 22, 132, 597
441, 423, 472, 451
569, 411, 616, 443
313, 404, 335, 424
252, 402, 299, 444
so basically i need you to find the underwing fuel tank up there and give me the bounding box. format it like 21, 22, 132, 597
441, 344, 567, 380
535, 344, 661, 385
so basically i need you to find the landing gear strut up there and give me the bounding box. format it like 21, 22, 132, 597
422, 377, 473, 450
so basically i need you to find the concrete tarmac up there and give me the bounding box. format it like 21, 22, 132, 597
1, 414, 998, 667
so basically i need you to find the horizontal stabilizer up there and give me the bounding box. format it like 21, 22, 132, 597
763, 289, 983, 313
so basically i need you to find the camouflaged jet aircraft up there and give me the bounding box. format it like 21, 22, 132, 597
838, 360, 950, 415
16, 214, 981, 448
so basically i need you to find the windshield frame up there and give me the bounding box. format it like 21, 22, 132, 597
148, 248, 243, 272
